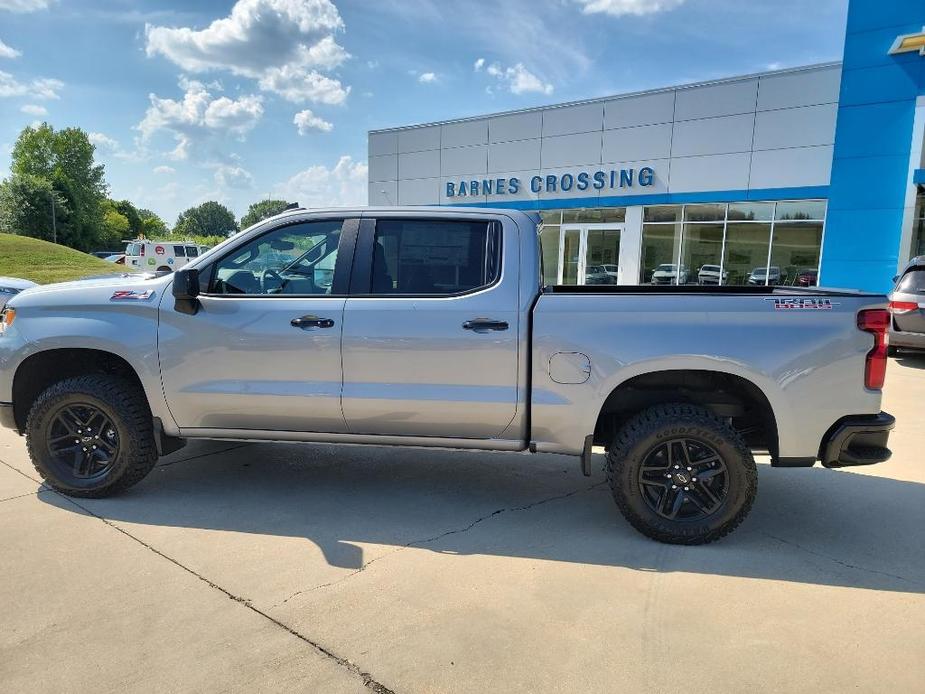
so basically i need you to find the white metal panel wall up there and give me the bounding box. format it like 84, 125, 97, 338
368, 64, 840, 206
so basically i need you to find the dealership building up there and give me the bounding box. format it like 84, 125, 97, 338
367, 0, 925, 292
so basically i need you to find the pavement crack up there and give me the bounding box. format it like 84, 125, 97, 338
0, 453, 397, 694
759, 531, 919, 585
274, 481, 606, 607
0, 490, 40, 504
156, 443, 253, 468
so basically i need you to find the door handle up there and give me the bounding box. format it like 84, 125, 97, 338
462, 318, 509, 332
291, 315, 335, 329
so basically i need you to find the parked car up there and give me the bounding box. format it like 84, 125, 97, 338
0, 207, 895, 545
888, 257, 925, 354
796, 268, 818, 287
601, 264, 620, 280
650, 263, 690, 285
585, 265, 617, 285
91, 250, 122, 259
698, 264, 728, 285
747, 266, 782, 285
123, 241, 210, 273
104, 254, 125, 264
0, 277, 36, 309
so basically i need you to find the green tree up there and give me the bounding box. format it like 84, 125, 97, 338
0, 173, 69, 242
174, 201, 238, 238
113, 199, 142, 237
240, 199, 291, 230
8, 123, 107, 250
137, 208, 168, 238
98, 200, 130, 249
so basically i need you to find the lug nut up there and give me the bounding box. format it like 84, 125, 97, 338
692, 478, 697, 482
674, 465, 680, 469
687, 466, 692, 471
684, 486, 689, 491
671, 484, 677, 489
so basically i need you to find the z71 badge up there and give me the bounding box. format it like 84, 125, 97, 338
110, 289, 155, 301
765, 297, 838, 311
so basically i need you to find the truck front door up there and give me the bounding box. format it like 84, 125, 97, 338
158, 216, 354, 433
341, 215, 521, 439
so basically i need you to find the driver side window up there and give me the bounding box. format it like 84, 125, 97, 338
210, 220, 343, 295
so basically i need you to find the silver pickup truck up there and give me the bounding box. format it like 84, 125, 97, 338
0, 207, 896, 544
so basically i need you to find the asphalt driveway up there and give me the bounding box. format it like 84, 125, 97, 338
1, 358, 924, 693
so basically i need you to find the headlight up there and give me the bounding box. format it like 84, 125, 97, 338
0, 307, 15, 336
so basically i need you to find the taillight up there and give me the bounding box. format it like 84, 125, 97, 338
858, 309, 890, 390
889, 300, 918, 314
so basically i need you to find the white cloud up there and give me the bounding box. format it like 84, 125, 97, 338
275, 155, 367, 208
0, 70, 62, 99
572, 0, 684, 16
293, 108, 333, 134
214, 163, 253, 189
153, 165, 175, 175
257, 63, 349, 104
144, 0, 350, 105
418, 71, 437, 84
473, 57, 485, 71
0, 38, 20, 59
20, 103, 46, 116
137, 78, 264, 159
0, 0, 50, 11
483, 61, 553, 95
88, 132, 119, 150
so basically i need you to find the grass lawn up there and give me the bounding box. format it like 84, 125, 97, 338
0, 234, 125, 284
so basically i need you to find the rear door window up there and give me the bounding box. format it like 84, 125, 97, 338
186, 246, 199, 257
173, 245, 186, 257
369, 219, 500, 295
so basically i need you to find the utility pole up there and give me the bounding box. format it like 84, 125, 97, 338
50, 192, 56, 244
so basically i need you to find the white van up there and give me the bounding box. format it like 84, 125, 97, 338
123, 241, 210, 273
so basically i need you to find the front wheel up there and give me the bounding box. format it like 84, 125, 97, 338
606, 403, 757, 544
25, 374, 158, 498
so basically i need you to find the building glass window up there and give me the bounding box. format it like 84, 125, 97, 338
639, 200, 826, 285
911, 192, 925, 259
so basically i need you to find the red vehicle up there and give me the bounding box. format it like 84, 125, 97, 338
797, 268, 818, 287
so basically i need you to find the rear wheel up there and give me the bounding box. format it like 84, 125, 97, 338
606, 403, 757, 544
25, 374, 158, 498
156, 266, 172, 273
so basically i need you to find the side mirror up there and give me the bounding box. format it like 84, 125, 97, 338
892, 275, 900, 284
172, 268, 200, 315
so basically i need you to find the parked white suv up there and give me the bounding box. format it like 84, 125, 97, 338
124, 241, 210, 273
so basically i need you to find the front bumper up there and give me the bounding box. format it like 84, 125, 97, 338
820, 412, 895, 469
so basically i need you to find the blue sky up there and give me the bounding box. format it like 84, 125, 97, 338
0, 0, 849, 225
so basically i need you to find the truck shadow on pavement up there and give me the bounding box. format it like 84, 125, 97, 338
39, 440, 925, 595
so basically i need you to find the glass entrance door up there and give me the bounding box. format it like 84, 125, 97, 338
558, 224, 623, 285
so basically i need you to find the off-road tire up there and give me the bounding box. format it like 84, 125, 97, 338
606, 403, 757, 545
26, 374, 158, 498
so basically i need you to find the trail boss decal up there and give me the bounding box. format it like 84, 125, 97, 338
110, 289, 155, 301
765, 297, 838, 311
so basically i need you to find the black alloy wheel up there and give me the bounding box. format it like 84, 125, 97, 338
637, 438, 728, 521
45, 403, 121, 482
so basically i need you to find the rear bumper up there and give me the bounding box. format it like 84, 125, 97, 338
820, 412, 895, 469
889, 327, 925, 350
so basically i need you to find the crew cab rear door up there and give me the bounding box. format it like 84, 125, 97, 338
158, 215, 355, 433
340, 214, 520, 439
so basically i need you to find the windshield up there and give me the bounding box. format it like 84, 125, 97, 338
655, 264, 676, 272
702, 265, 720, 272
125, 243, 140, 256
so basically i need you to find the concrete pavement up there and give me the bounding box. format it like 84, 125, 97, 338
1, 358, 923, 693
